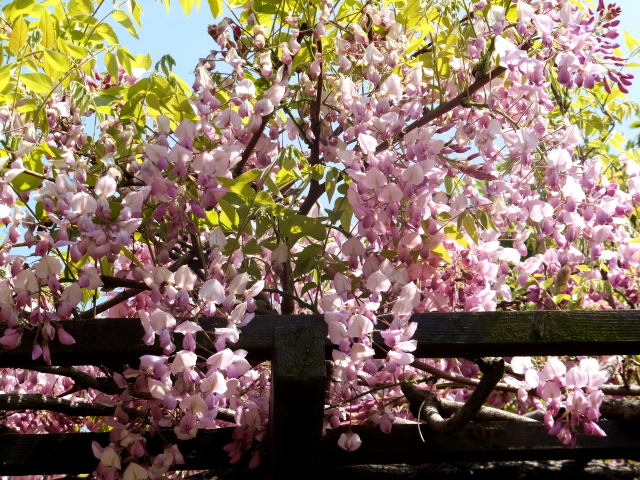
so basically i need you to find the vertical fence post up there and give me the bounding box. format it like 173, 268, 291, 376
269, 320, 326, 479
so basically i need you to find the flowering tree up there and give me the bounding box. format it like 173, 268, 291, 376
1, 0, 639, 477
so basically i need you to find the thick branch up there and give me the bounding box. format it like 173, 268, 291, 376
0, 394, 238, 424
411, 360, 640, 397
403, 357, 504, 433
0, 394, 123, 417
298, 180, 325, 216
310, 40, 323, 167
232, 114, 271, 177
279, 266, 295, 315
297, 41, 325, 218
438, 398, 538, 424
31, 366, 122, 395
100, 275, 150, 291
79, 288, 144, 318
600, 398, 640, 420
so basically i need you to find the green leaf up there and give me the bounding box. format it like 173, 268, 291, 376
609, 132, 625, 151
121, 246, 146, 270
9, 16, 28, 56
218, 169, 260, 200
207, 0, 222, 17
294, 244, 323, 277
432, 243, 452, 263
255, 191, 276, 207
254, 0, 278, 14
282, 215, 327, 243
11, 171, 42, 191
21, 73, 52, 94
112, 10, 139, 39
70, 80, 93, 112
338, 196, 353, 231
461, 211, 478, 244
325, 167, 339, 201
219, 199, 240, 229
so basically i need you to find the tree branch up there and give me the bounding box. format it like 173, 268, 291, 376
411, 360, 640, 397
0, 394, 125, 417
375, 38, 535, 155
30, 366, 122, 395
100, 275, 150, 291
437, 397, 538, 424
232, 114, 272, 177
403, 357, 504, 433
79, 250, 196, 318
375, 65, 506, 154
298, 40, 325, 217
298, 180, 325, 216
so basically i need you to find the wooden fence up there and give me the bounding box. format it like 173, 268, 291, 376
1, 311, 640, 477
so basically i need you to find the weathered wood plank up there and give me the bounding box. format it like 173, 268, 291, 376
322, 420, 640, 464
269, 322, 326, 479
1, 311, 639, 367
0, 428, 235, 475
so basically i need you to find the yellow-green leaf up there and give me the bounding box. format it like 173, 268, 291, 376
43, 49, 71, 73
9, 16, 28, 56
207, 0, 222, 17
0, 65, 12, 91
21, 73, 52, 94
180, 0, 195, 15
93, 23, 119, 44
444, 224, 468, 248
129, 0, 143, 26
104, 51, 119, 78
609, 132, 625, 151
432, 243, 452, 263
68, 0, 93, 15
133, 53, 152, 70
113, 10, 139, 39
39, 10, 56, 48
624, 30, 640, 51
117, 48, 134, 75
60, 41, 88, 60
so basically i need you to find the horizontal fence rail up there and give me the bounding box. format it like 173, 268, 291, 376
2, 420, 639, 475
1, 310, 640, 367
0, 311, 639, 476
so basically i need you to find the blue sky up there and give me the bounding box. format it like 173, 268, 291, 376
123, 0, 640, 136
